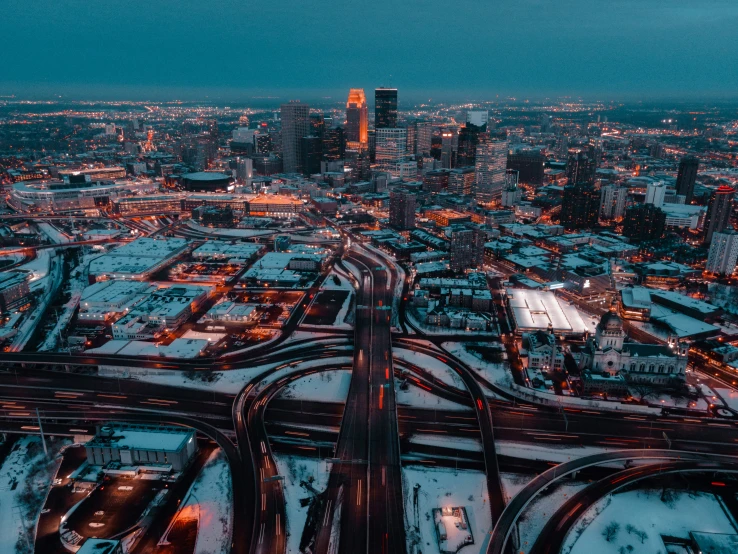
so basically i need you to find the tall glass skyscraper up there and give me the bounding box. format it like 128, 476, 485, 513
474, 137, 508, 202
375, 88, 398, 129
345, 89, 368, 145
280, 101, 310, 173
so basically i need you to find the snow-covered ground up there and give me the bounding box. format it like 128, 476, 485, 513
127, 356, 354, 394
407, 309, 498, 336
395, 378, 470, 411
517, 478, 590, 551
37, 222, 71, 244
320, 270, 354, 291
496, 441, 620, 464
278, 370, 352, 403
403, 466, 491, 554
563, 489, 738, 554
394, 348, 464, 389
161, 448, 232, 554
273, 454, 331, 554
500, 472, 534, 503
715, 387, 738, 411
442, 342, 512, 389
0, 437, 70, 553
186, 221, 275, 238
409, 434, 482, 453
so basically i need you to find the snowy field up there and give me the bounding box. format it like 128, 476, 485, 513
162, 449, 232, 554
278, 370, 352, 403
516, 477, 590, 552
409, 434, 482, 453
395, 377, 470, 411
394, 348, 465, 389
129, 356, 353, 394
442, 341, 512, 389
563, 489, 738, 554
403, 466, 491, 554
273, 454, 331, 554
0, 436, 69, 553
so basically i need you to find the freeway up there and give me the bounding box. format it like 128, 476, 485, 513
531, 460, 738, 554
312, 248, 406, 554
486, 448, 738, 554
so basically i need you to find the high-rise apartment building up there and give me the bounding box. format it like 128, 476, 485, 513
375, 88, 398, 129
676, 156, 699, 204
566, 150, 596, 186
599, 183, 627, 220
447, 168, 475, 195
507, 149, 545, 185
375, 128, 408, 177
645, 181, 667, 208
389, 188, 416, 230
704, 185, 735, 243
561, 183, 600, 229
345, 89, 368, 145
280, 101, 310, 173
622, 203, 666, 241
474, 137, 508, 203
450, 228, 474, 272
706, 230, 738, 275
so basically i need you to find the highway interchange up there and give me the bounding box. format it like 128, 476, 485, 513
2, 230, 738, 554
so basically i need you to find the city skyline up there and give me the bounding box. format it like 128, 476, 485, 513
2, 1, 738, 101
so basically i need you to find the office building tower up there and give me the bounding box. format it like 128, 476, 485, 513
236, 157, 253, 184
676, 156, 699, 204
406, 123, 416, 156
457, 123, 486, 168
704, 185, 735, 243
566, 150, 596, 186
448, 168, 475, 195
501, 170, 521, 207
310, 112, 326, 139
280, 101, 310, 173
423, 169, 450, 193
706, 230, 738, 275
599, 183, 627, 220
255, 133, 273, 154
622, 203, 666, 241
389, 188, 416, 230
450, 228, 474, 272
345, 89, 368, 145
561, 183, 600, 230
375, 88, 398, 129
474, 137, 508, 203
645, 181, 667, 208
507, 149, 545, 185
466, 110, 489, 128
323, 127, 344, 161
440, 128, 458, 169
375, 128, 408, 177
415, 122, 435, 156
301, 136, 323, 176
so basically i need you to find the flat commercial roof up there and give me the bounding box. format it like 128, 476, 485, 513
87, 424, 193, 452
506, 288, 588, 334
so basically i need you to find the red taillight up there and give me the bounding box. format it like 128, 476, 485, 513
477, 399, 483, 410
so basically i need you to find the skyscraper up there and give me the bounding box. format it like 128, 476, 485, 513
560, 183, 600, 230
280, 101, 310, 173
475, 137, 508, 203
599, 183, 627, 220
301, 136, 323, 176
706, 230, 738, 275
375, 128, 407, 177
375, 88, 398, 129
345, 89, 368, 145
450, 227, 474, 272
676, 156, 699, 204
466, 110, 489, 128
389, 188, 416, 230
622, 203, 666, 241
566, 150, 596, 186
704, 185, 735, 243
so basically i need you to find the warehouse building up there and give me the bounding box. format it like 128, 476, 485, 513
85, 424, 197, 471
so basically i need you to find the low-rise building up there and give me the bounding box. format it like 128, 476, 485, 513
85, 424, 197, 471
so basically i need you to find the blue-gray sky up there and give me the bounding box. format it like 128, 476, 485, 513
2, 0, 738, 101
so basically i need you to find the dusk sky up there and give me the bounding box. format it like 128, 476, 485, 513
3, 0, 738, 102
